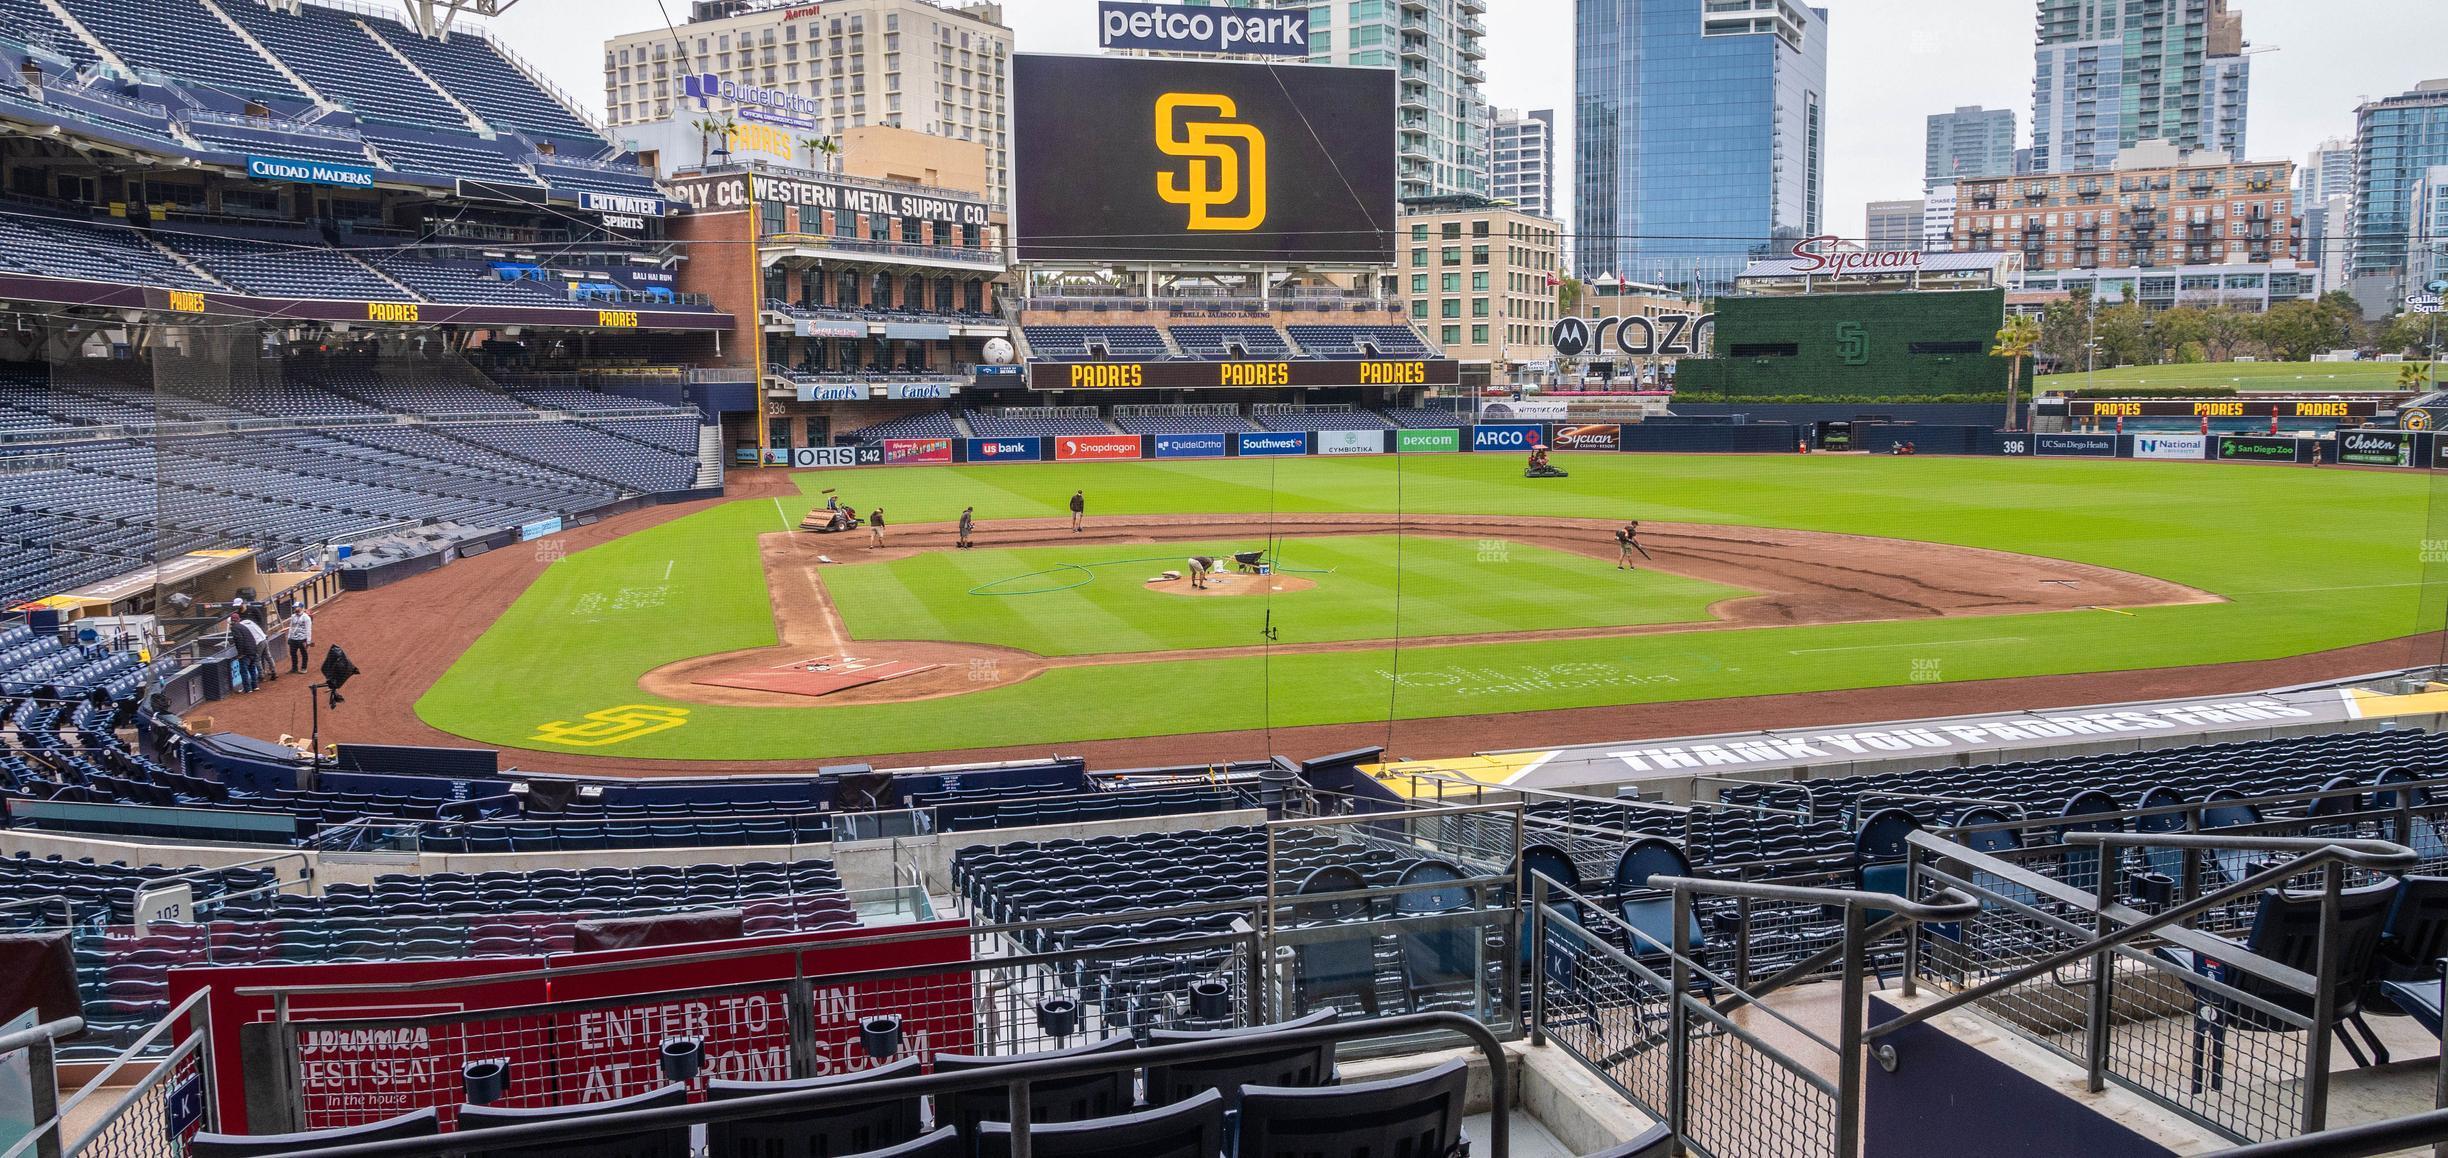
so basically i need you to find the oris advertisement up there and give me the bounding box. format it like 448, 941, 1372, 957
965, 437, 1045, 463
790, 447, 861, 468
1552, 424, 1623, 452
2337, 430, 2414, 467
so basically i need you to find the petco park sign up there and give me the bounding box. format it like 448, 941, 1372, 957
1098, 1, 1310, 56
1791, 235, 1923, 277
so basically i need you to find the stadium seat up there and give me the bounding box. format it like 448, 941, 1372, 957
1235, 1059, 1470, 1158
934, 1036, 1137, 1140
2154, 881, 2399, 1090
456, 1083, 692, 1158
706, 1055, 927, 1158
1144, 1010, 1338, 1110
187, 1108, 440, 1158
975, 1089, 1226, 1158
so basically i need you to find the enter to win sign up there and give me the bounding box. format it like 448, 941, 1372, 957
174, 920, 975, 1132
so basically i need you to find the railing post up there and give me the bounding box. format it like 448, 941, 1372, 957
1527, 877, 1549, 1049
189, 991, 218, 1132
29, 1032, 59, 1158
2086, 850, 2115, 1094
1836, 903, 1867, 1158
1667, 886, 1692, 1151
1734, 894, 1753, 993
2304, 866, 2344, 1135
1006, 1078, 1033, 1158
1900, 844, 1921, 1000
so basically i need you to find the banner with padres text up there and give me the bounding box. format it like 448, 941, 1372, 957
1011, 54, 1396, 264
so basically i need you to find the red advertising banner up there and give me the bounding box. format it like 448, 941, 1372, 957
882, 438, 954, 464
174, 920, 974, 1133
1053, 434, 1144, 462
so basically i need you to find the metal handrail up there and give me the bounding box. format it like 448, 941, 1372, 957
1643, 874, 1983, 923
0, 1017, 83, 1057
2208, 1108, 2448, 1157
2062, 830, 2422, 869
252, 1012, 1508, 1158
134, 849, 312, 899
1867, 830, 2419, 1043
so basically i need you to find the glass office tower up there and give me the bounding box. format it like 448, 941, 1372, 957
1574, 0, 1829, 295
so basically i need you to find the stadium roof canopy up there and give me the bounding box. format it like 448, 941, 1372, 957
263, 0, 521, 37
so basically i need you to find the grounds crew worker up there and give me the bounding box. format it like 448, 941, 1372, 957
868, 507, 886, 549
1187, 555, 1218, 590
957, 506, 976, 549
1070, 490, 1085, 533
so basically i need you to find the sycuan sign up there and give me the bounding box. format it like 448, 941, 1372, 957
1790, 235, 1923, 277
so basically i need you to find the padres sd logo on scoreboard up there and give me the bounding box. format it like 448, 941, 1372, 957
1156, 93, 1266, 232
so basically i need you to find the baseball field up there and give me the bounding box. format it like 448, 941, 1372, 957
392, 453, 2442, 764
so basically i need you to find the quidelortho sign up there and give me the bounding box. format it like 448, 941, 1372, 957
2337, 430, 2414, 467
2131, 433, 2207, 461
1097, 1, 1311, 55
1152, 432, 1228, 459
2033, 432, 2116, 457
1552, 314, 1712, 358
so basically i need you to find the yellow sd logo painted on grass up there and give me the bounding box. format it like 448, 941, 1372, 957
530, 704, 690, 747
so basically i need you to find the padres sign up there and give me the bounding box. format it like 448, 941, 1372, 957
1012, 54, 1395, 264
531, 704, 690, 747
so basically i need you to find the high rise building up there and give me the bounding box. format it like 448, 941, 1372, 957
1397, 197, 1560, 381
602, 0, 1012, 208
1575, 0, 1829, 293
2300, 138, 2357, 205
2412, 166, 2448, 299
1925, 105, 2017, 186
1922, 183, 1961, 252
1490, 109, 1556, 220
1270, 0, 1490, 201
2030, 0, 2251, 175
2351, 80, 2448, 284
1865, 200, 1923, 252
2296, 138, 2355, 293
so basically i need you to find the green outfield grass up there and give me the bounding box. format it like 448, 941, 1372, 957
819, 535, 1748, 657
415, 455, 2443, 761
2034, 360, 2409, 394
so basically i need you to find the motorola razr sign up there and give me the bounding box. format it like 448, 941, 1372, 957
1011, 54, 1395, 264
1097, 2, 1311, 56
1554, 314, 1713, 359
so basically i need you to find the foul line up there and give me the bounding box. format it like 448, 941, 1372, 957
2223, 582, 2429, 596
1787, 637, 2028, 655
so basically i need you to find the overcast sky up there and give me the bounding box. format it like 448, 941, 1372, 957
498, 0, 2447, 251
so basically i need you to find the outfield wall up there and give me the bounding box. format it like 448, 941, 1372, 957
788, 424, 2436, 468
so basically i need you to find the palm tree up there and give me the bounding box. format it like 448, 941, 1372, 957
2399, 360, 2437, 394
1992, 313, 2043, 431
692, 116, 729, 167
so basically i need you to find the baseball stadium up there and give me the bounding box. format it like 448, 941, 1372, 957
4, 3, 2448, 1158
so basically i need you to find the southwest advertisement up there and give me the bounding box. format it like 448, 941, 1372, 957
1237, 432, 1309, 457
1011, 54, 1396, 264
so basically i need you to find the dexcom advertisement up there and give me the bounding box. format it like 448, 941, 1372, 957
1012, 54, 1395, 264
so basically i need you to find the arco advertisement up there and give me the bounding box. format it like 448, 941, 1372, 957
964, 437, 1045, 464
1471, 424, 1544, 451
1315, 429, 1385, 455
1395, 429, 1461, 453
1053, 434, 1144, 462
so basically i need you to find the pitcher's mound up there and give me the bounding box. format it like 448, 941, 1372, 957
1146, 573, 1318, 598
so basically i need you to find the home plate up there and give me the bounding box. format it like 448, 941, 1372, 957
697, 655, 941, 698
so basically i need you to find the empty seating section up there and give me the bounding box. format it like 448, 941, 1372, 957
964, 410, 1115, 438
1112, 413, 1256, 435
212, 2, 470, 130
0, 0, 94, 68
55, 0, 304, 102
1253, 410, 1395, 432
1380, 407, 1469, 429
10, 86, 183, 149
848, 412, 962, 441
365, 258, 567, 306
178, 121, 372, 167
1168, 326, 1293, 359
0, 360, 703, 607
1286, 325, 1436, 358
529, 161, 660, 199
162, 231, 406, 301
0, 209, 218, 292
1022, 327, 1173, 360
373, 26, 593, 140
355, 126, 536, 185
